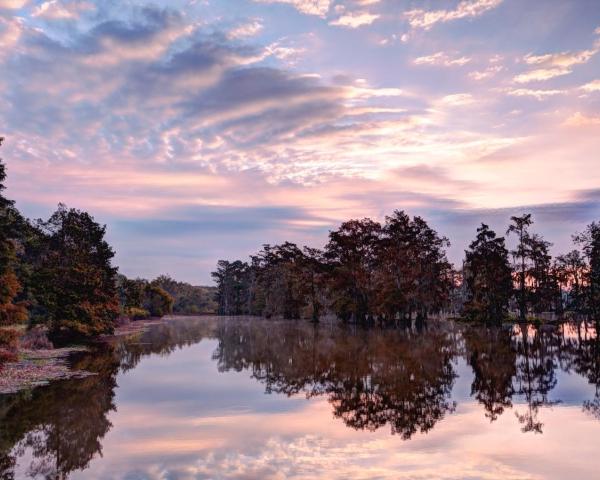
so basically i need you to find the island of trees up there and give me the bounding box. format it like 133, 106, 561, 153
212, 215, 600, 325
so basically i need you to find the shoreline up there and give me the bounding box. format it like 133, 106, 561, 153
0, 316, 177, 395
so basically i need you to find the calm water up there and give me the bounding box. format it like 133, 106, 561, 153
2, 316, 600, 479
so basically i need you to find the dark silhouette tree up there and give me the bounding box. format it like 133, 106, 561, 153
526, 234, 556, 313
463, 224, 512, 323
375, 211, 452, 323
554, 250, 586, 313
212, 260, 252, 315
575, 222, 600, 316
507, 214, 533, 320
325, 219, 382, 323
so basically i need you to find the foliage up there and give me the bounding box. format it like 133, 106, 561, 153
151, 275, 217, 314
34, 205, 120, 342
574, 222, 600, 316
213, 211, 452, 323
19, 326, 53, 350
507, 214, 533, 321
463, 224, 513, 323
0, 138, 28, 364
144, 284, 174, 317
123, 307, 150, 320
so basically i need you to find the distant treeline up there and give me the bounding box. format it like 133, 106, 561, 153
213, 213, 600, 324
0, 138, 215, 364
119, 274, 217, 319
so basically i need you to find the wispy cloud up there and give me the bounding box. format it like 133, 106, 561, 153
441, 93, 474, 106
31, 0, 94, 19
2, 0, 599, 282
514, 48, 598, 83
505, 88, 565, 100
228, 20, 264, 39
469, 65, 503, 80
563, 112, 600, 127
405, 0, 502, 30
0, 0, 28, 9
580, 79, 600, 92
414, 52, 471, 67
329, 11, 379, 28
254, 0, 331, 17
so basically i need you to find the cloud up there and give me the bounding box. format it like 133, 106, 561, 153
580, 79, 600, 92
414, 52, 471, 67
0, 0, 28, 9
228, 20, 264, 39
264, 40, 306, 64
329, 11, 379, 28
563, 112, 600, 127
0, 16, 23, 57
469, 65, 503, 80
254, 0, 331, 17
3, 1, 599, 283
441, 93, 474, 106
504, 88, 565, 100
32, 0, 94, 19
405, 0, 502, 30
514, 49, 598, 83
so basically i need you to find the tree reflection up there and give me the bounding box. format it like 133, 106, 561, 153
464, 326, 516, 421
558, 321, 600, 420
0, 317, 218, 479
213, 319, 458, 438
0, 348, 118, 479
3, 316, 600, 478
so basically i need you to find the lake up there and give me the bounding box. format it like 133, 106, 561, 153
2, 316, 600, 479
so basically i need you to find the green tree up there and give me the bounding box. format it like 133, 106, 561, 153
0, 138, 28, 364
463, 224, 513, 323
34, 205, 120, 342
144, 283, 174, 317
151, 275, 217, 314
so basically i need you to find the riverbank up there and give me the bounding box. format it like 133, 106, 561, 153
0, 317, 174, 395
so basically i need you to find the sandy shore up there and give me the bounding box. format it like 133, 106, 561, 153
0, 317, 172, 395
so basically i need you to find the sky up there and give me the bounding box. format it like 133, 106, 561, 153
1, 0, 599, 284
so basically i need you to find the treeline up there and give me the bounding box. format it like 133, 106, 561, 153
212, 212, 452, 323
213, 213, 600, 324
117, 275, 217, 319
0, 138, 213, 365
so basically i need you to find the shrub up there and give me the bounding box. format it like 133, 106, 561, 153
0, 328, 18, 365
125, 307, 150, 320
20, 326, 53, 350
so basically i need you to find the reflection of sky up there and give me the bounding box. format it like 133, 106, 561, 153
57, 334, 600, 480
1, 1, 600, 282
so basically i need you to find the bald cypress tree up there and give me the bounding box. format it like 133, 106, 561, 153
463, 224, 513, 323
507, 214, 533, 321
575, 222, 600, 316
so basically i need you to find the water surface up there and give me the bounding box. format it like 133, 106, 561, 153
2, 316, 600, 479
